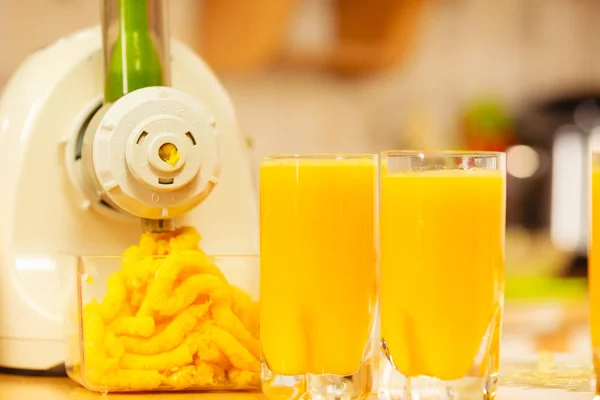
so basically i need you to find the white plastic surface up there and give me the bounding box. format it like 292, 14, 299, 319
0, 27, 258, 370
93, 86, 220, 218
0, 337, 63, 370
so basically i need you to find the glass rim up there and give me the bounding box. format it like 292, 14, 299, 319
262, 153, 377, 160
381, 150, 505, 158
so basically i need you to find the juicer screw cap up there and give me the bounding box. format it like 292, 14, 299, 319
92, 86, 221, 219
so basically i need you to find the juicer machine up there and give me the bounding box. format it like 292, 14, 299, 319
0, 0, 258, 372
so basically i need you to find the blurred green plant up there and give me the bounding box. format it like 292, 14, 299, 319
462, 96, 516, 151
463, 97, 513, 134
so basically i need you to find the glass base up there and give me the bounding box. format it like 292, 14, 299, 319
261, 360, 373, 400
378, 357, 498, 400
595, 351, 600, 397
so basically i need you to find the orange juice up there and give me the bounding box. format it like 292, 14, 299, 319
590, 167, 600, 374
260, 156, 377, 377
380, 169, 505, 381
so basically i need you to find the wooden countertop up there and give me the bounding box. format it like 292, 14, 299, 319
0, 302, 593, 399
0, 374, 268, 399
0, 373, 593, 399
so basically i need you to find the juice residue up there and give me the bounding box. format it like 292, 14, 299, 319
79, 227, 259, 391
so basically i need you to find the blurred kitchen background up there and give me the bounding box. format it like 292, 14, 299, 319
2, 0, 599, 360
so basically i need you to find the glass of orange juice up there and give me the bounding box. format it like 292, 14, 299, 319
379, 151, 506, 400
259, 154, 378, 400
590, 152, 600, 396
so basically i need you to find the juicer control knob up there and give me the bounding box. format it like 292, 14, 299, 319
92, 86, 220, 219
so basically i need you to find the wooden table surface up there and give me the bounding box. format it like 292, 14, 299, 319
0, 374, 268, 399
0, 302, 593, 399
0, 373, 593, 400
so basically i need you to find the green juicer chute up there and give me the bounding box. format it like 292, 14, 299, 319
99, 0, 176, 232
104, 0, 166, 103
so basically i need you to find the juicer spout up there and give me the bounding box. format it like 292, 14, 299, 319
141, 218, 177, 233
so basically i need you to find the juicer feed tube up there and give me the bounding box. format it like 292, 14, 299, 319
101, 0, 171, 103
101, 0, 175, 232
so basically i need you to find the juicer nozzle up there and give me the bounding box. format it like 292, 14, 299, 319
75, 1, 221, 223
141, 218, 177, 233
78, 86, 221, 221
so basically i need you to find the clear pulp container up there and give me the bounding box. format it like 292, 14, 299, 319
64, 254, 259, 392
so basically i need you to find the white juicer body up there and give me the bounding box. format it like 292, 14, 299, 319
0, 28, 258, 370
